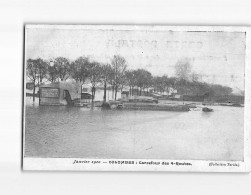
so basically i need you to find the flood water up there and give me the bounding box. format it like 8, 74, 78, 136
24, 97, 244, 161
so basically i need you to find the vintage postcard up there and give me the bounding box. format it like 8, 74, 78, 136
23, 25, 251, 172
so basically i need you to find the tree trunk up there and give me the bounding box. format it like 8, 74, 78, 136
115, 85, 118, 100
121, 85, 124, 93
112, 85, 114, 99
103, 81, 107, 102
91, 87, 94, 103
33, 81, 36, 102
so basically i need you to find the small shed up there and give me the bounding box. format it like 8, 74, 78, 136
39, 82, 81, 106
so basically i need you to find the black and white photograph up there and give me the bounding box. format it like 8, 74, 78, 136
3, 0, 251, 194
2, 0, 251, 194
22, 25, 251, 172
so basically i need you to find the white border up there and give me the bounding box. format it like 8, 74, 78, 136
23, 25, 251, 172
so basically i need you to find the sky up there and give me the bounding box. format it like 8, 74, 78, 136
26, 27, 246, 91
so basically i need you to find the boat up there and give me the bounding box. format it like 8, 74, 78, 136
128, 96, 158, 104
202, 107, 213, 112
219, 103, 243, 107
122, 102, 190, 112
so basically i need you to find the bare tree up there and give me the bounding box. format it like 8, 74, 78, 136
175, 58, 193, 96
125, 70, 137, 96
153, 75, 167, 94
111, 55, 127, 100
175, 58, 192, 81
100, 64, 113, 102
89, 62, 102, 103
70, 56, 91, 83
134, 69, 152, 96
54, 57, 71, 81
191, 72, 200, 82
166, 77, 177, 94
35, 58, 48, 85
26, 59, 39, 102
47, 61, 58, 83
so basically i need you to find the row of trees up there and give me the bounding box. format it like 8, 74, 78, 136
26, 55, 128, 102
26, 55, 233, 102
